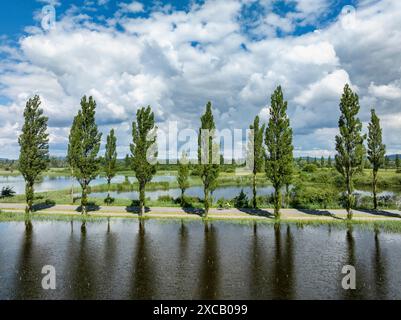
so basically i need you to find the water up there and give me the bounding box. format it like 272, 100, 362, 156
0, 220, 400, 300
0, 174, 177, 195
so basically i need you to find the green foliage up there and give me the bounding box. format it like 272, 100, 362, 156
18, 95, 49, 214
302, 163, 318, 173
198, 102, 220, 217
265, 86, 294, 219
249, 115, 266, 208
177, 152, 190, 203
104, 129, 117, 190
1, 186, 16, 198
291, 183, 340, 209
67, 96, 102, 214
130, 106, 158, 216
233, 189, 249, 208
216, 198, 232, 209
104, 195, 115, 205
335, 84, 366, 220
367, 109, 386, 210
327, 156, 332, 168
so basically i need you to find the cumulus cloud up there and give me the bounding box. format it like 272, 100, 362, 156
1, 0, 401, 158
369, 82, 401, 100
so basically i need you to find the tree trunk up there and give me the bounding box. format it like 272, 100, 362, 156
25, 182, 34, 215
204, 187, 209, 218
373, 169, 378, 210
70, 168, 74, 203
274, 187, 281, 220
181, 189, 185, 206
139, 182, 145, 217
285, 183, 290, 208
107, 178, 111, 206
81, 182, 88, 215
346, 174, 353, 220
252, 173, 257, 209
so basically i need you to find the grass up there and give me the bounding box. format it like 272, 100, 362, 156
2, 210, 401, 234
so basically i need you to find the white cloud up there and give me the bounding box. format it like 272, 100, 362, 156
368, 82, 401, 100
1, 0, 401, 158
118, 1, 144, 13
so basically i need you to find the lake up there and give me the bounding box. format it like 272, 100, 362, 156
0, 220, 400, 299
0, 174, 177, 195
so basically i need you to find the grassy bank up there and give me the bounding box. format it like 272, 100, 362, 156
2, 211, 401, 234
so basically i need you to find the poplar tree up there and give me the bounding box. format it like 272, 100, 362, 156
177, 151, 190, 205
198, 102, 220, 217
335, 84, 366, 220
131, 106, 158, 216
67, 96, 102, 215
384, 156, 390, 170
104, 129, 117, 199
18, 95, 49, 214
396, 155, 400, 170
367, 109, 386, 210
320, 156, 325, 168
125, 154, 130, 170
328, 155, 332, 168
249, 115, 266, 208
265, 86, 294, 219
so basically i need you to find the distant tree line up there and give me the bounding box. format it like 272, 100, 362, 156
16, 84, 390, 220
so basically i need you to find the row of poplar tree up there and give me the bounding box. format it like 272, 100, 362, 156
17, 84, 386, 220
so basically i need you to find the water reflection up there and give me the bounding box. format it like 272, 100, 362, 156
249, 223, 269, 299
14, 222, 37, 299
68, 222, 97, 299
197, 222, 220, 299
1, 220, 401, 299
271, 224, 294, 299
373, 229, 387, 299
130, 220, 155, 299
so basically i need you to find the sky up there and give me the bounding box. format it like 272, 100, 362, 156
0, 0, 400, 159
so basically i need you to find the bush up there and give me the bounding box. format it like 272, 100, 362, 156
378, 194, 397, 208
291, 183, 340, 209
302, 164, 318, 173
1, 186, 15, 198
104, 196, 115, 205
233, 189, 249, 208
45, 199, 56, 206
216, 198, 232, 209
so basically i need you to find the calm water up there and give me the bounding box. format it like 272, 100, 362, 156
0, 220, 400, 300
0, 175, 177, 195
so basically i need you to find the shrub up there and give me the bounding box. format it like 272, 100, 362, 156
104, 196, 115, 205
45, 199, 56, 206
233, 189, 249, 208
1, 186, 15, 198
302, 164, 318, 173
216, 198, 232, 209
292, 183, 340, 209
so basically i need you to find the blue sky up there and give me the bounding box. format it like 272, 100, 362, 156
0, 0, 400, 159
1, 0, 357, 38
